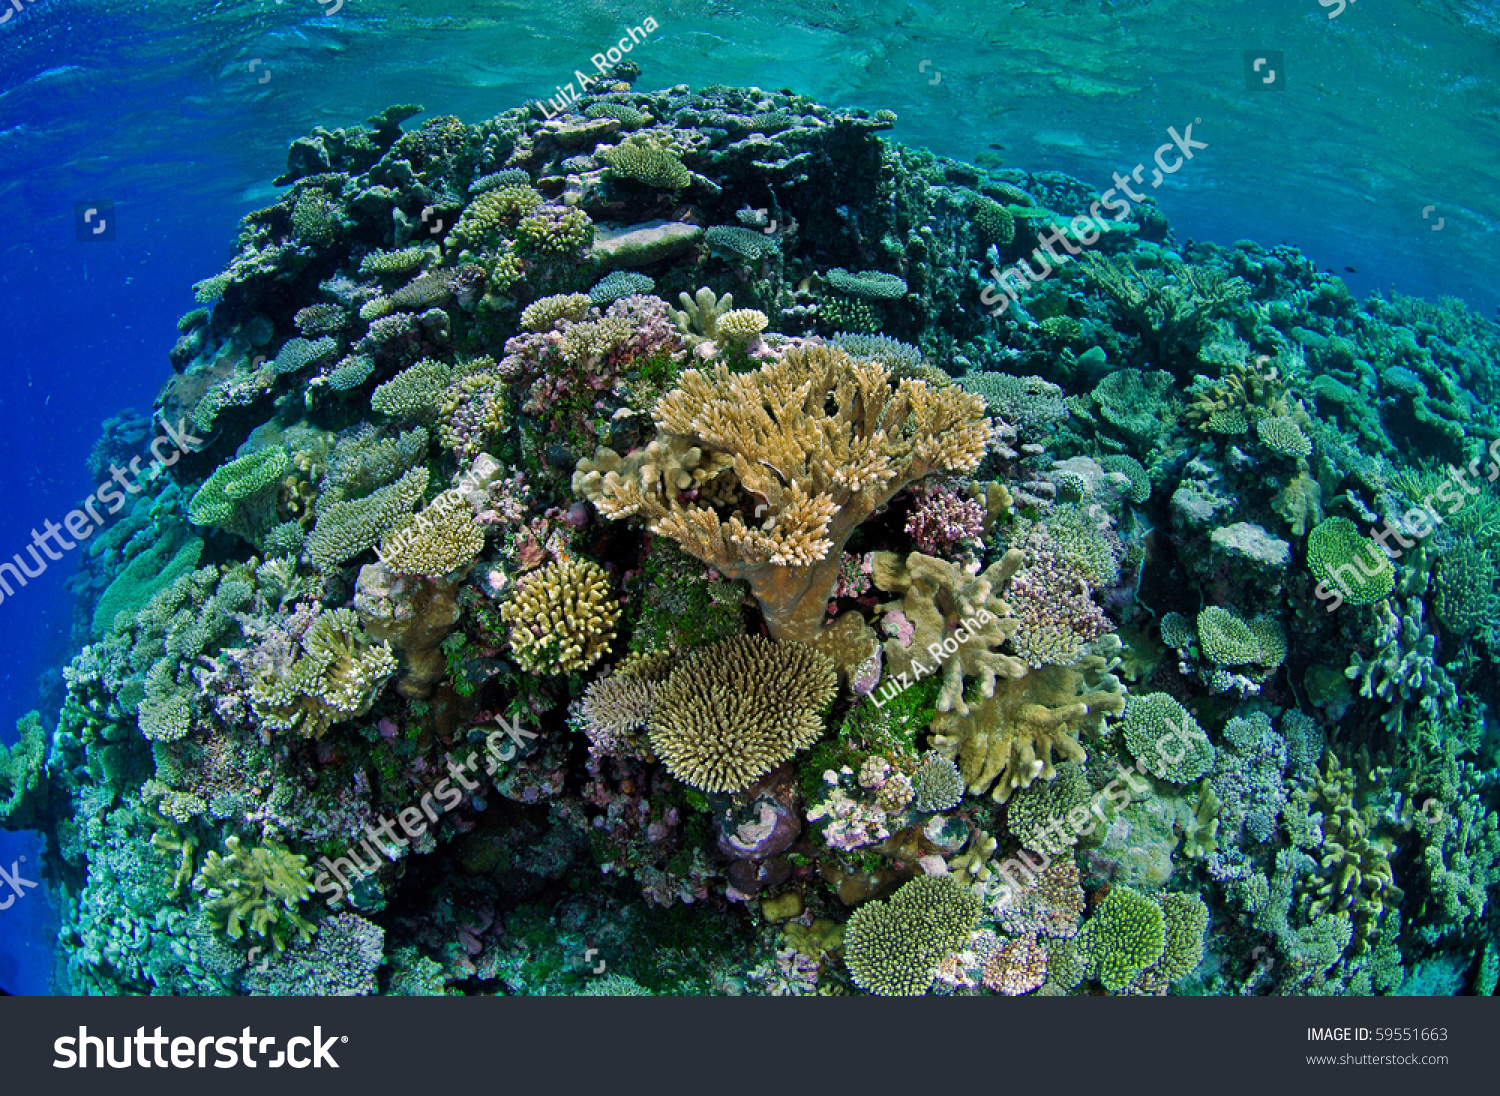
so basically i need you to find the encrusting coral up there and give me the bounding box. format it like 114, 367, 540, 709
575, 342, 991, 644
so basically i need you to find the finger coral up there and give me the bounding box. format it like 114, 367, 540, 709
575, 343, 992, 644
501, 558, 620, 674
646, 635, 836, 793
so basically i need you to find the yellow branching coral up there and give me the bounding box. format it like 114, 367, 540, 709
873, 549, 1028, 713
574, 342, 992, 643
930, 655, 1125, 803
647, 635, 837, 792
377, 489, 485, 578
501, 558, 620, 673
195, 836, 316, 951
249, 608, 398, 738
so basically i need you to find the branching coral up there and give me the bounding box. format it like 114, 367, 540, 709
1345, 597, 1458, 734
247, 607, 398, 738
646, 635, 836, 793
574, 342, 991, 644
604, 135, 691, 189
1119, 693, 1214, 784
1074, 884, 1166, 991
501, 558, 620, 674
1080, 253, 1249, 365
930, 651, 1124, 803
194, 836, 316, 952
0, 711, 48, 830
377, 489, 485, 578
188, 447, 288, 543
1306, 754, 1403, 951
843, 875, 981, 996
307, 466, 430, 571
872, 549, 1027, 714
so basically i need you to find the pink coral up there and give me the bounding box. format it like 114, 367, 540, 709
905, 483, 985, 556
1002, 530, 1111, 667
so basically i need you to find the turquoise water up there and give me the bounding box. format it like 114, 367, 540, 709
0, 0, 1496, 996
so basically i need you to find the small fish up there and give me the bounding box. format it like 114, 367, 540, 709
1344, 266, 1357, 273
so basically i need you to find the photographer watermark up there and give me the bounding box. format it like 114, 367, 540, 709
871, 608, 995, 708
314, 712, 538, 901
536, 16, 660, 119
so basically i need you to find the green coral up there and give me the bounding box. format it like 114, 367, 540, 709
1005, 761, 1091, 854
0, 711, 48, 830
1119, 693, 1214, 784
306, 465, 430, 571
1307, 755, 1403, 951
448, 185, 543, 254
1099, 454, 1150, 503
1256, 414, 1313, 457
818, 294, 880, 333
1344, 597, 1458, 734
1076, 885, 1166, 991
974, 197, 1015, 248
290, 189, 344, 246
843, 875, 981, 996
1307, 517, 1394, 605
248, 607, 398, 738
826, 267, 907, 300
371, 359, 454, 421
521, 293, 592, 332
1196, 605, 1262, 665
187, 447, 288, 543
515, 205, 593, 256
360, 247, 429, 276
195, 836, 317, 951
1433, 544, 1495, 635
604, 136, 691, 189
584, 102, 647, 128
1150, 891, 1210, 982
92, 531, 204, 634
704, 225, 778, 260
589, 270, 654, 306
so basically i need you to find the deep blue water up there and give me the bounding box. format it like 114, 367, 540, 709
1, 0, 1497, 994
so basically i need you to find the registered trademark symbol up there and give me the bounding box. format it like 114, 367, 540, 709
341, 1036, 348, 1042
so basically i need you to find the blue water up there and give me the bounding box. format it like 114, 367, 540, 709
0, 0, 1496, 994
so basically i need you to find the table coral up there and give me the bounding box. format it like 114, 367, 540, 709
188, 446, 288, 543
1306, 516, 1394, 605
1119, 693, 1214, 785
575, 342, 991, 644
1075, 884, 1166, 991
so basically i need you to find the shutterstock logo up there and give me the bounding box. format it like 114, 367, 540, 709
54, 1027, 345, 1069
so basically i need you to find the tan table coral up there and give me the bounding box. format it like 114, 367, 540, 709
574, 341, 991, 644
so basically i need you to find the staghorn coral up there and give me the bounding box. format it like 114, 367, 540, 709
1306, 754, 1404, 951
1345, 596, 1458, 734
247, 607, 398, 738
930, 652, 1124, 803
1080, 253, 1249, 364
843, 875, 982, 996
194, 836, 316, 952
501, 558, 620, 674
575, 342, 991, 644
904, 482, 985, 557
647, 635, 836, 793
1003, 530, 1112, 668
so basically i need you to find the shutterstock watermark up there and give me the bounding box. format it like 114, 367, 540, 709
536, 16, 660, 119
988, 710, 1202, 906
313, 713, 538, 902
0, 855, 38, 910
0, 415, 204, 612
980, 119, 1208, 316
1315, 439, 1500, 611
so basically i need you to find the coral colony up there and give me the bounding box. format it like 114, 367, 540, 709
3, 75, 1498, 999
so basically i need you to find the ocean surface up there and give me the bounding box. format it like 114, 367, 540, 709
0, 0, 1496, 996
